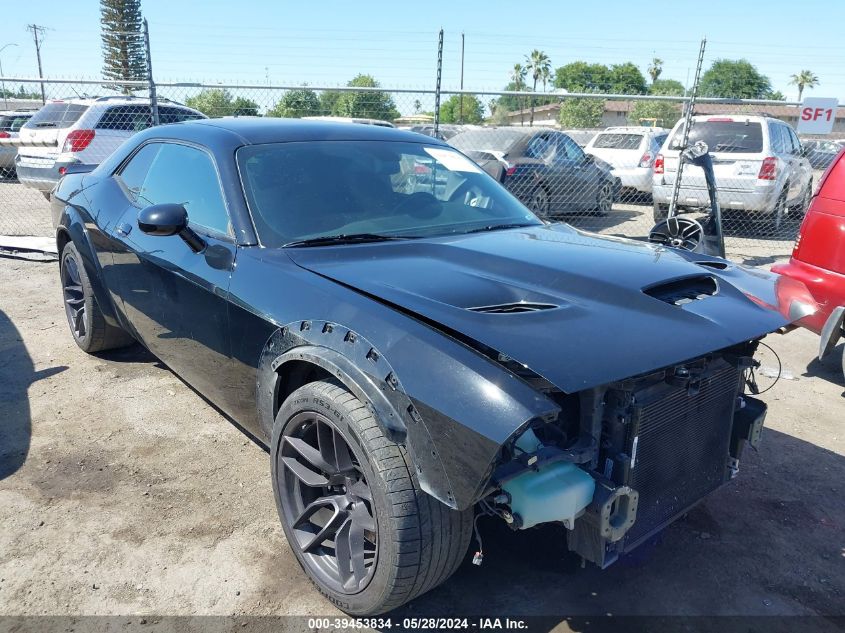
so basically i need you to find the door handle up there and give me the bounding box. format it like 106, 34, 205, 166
116, 222, 132, 237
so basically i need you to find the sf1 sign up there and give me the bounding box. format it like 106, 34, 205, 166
797, 97, 839, 135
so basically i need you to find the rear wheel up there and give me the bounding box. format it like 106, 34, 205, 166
60, 242, 134, 354
772, 187, 788, 232
790, 180, 813, 217
271, 379, 473, 615
594, 180, 613, 216
529, 186, 550, 218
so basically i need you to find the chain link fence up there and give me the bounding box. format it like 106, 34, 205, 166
0, 77, 836, 262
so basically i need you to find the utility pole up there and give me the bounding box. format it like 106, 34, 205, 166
459, 32, 465, 123
26, 24, 46, 104
142, 19, 159, 125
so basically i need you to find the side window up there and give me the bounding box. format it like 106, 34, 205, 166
555, 134, 584, 162
525, 135, 556, 162
97, 105, 152, 132
787, 127, 801, 155
135, 143, 230, 236
116, 143, 161, 201
769, 124, 786, 154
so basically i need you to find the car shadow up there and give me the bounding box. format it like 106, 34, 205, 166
565, 209, 643, 234
378, 426, 844, 626
97, 341, 167, 371
803, 341, 845, 393
0, 309, 67, 481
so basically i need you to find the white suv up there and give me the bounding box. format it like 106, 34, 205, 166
584, 126, 668, 194
15, 96, 205, 197
652, 114, 813, 229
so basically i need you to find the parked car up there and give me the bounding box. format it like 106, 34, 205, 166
653, 115, 813, 229
584, 126, 668, 195
449, 127, 620, 217
15, 96, 205, 197
562, 128, 601, 148
0, 109, 35, 178
801, 139, 844, 170
409, 123, 462, 140
302, 116, 395, 128
52, 118, 812, 615
772, 145, 845, 379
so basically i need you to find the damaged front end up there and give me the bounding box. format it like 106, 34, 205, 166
481, 340, 767, 568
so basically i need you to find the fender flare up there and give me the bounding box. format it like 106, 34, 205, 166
56, 206, 122, 328
257, 320, 459, 508
819, 306, 845, 360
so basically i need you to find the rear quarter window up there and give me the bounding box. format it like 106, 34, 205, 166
96, 105, 152, 132
25, 103, 88, 129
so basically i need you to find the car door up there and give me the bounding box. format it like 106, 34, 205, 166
554, 132, 601, 208
787, 126, 812, 198
109, 141, 238, 411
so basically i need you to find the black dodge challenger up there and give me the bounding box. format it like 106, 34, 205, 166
51, 118, 813, 614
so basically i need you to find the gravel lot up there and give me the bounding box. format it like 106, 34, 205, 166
0, 254, 843, 627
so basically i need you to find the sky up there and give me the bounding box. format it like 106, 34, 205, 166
2, 0, 845, 104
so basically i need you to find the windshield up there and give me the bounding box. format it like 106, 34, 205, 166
592, 133, 644, 150
237, 140, 542, 247
449, 129, 528, 154
669, 120, 763, 154
25, 103, 88, 129
0, 114, 32, 132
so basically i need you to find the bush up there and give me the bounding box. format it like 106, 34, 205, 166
558, 98, 605, 128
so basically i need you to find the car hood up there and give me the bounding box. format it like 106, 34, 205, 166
287, 224, 804, 393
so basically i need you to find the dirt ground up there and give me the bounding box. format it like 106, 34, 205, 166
0, 255, 843, 627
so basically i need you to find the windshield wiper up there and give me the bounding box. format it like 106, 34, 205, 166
283, 233, 413, 247
464, 223, 538, 234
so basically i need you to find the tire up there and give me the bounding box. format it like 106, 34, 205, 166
790, 179, 813, 217
772, 188, 788, 233
271, 379, 473, 615
60, 241, 134, 354
594, 180, 613, 217
529, 186, 551, 218
653, 202, 669, 222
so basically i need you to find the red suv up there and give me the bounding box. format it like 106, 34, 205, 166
772, 146, 845, 379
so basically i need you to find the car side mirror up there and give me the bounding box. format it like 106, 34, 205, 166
138, 203, 206, 253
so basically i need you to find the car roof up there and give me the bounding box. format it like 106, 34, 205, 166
599, 126, 668, 134
179, 117, 446, 145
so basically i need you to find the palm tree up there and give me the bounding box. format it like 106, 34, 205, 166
648, 57, 663, 84
541, 65, 551, 92
511, 63, 527, 126
790, 70, 819, 102
413, 99, 421, 114
525, 50, 552, 126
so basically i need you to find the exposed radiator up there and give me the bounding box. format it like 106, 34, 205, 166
622, 359, 741, 549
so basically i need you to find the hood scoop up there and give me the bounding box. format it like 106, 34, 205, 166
644, 275, 718, 307
468, 301, 557, 314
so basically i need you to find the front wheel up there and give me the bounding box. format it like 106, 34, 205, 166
271, 379, 473, 615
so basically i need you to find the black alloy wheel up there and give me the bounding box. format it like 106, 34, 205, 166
277, 411, 378, 594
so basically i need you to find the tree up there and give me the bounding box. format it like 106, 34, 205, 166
650, 78, 685, 96
185, 89, 259, 117
439, 94, 484, 124
628, 100, 681, 128
699, 59, 772, 99
765, 90, 786, 101
558, 98, 605, 128
268, 88, 321, 118
525, 49, 552, 126
331, 74, 399, 122
100, 0, 147, 95
648, 58, 663, 84
510, 64, 527, 125
789, 70, 819, 102
319, 90, 342, 116
413, 99, 422, 113
554, 61, 612, 92
609, 63, 647, 94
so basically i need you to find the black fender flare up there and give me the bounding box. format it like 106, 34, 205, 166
257, 320, 459, 508
56, 205, 122, 328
